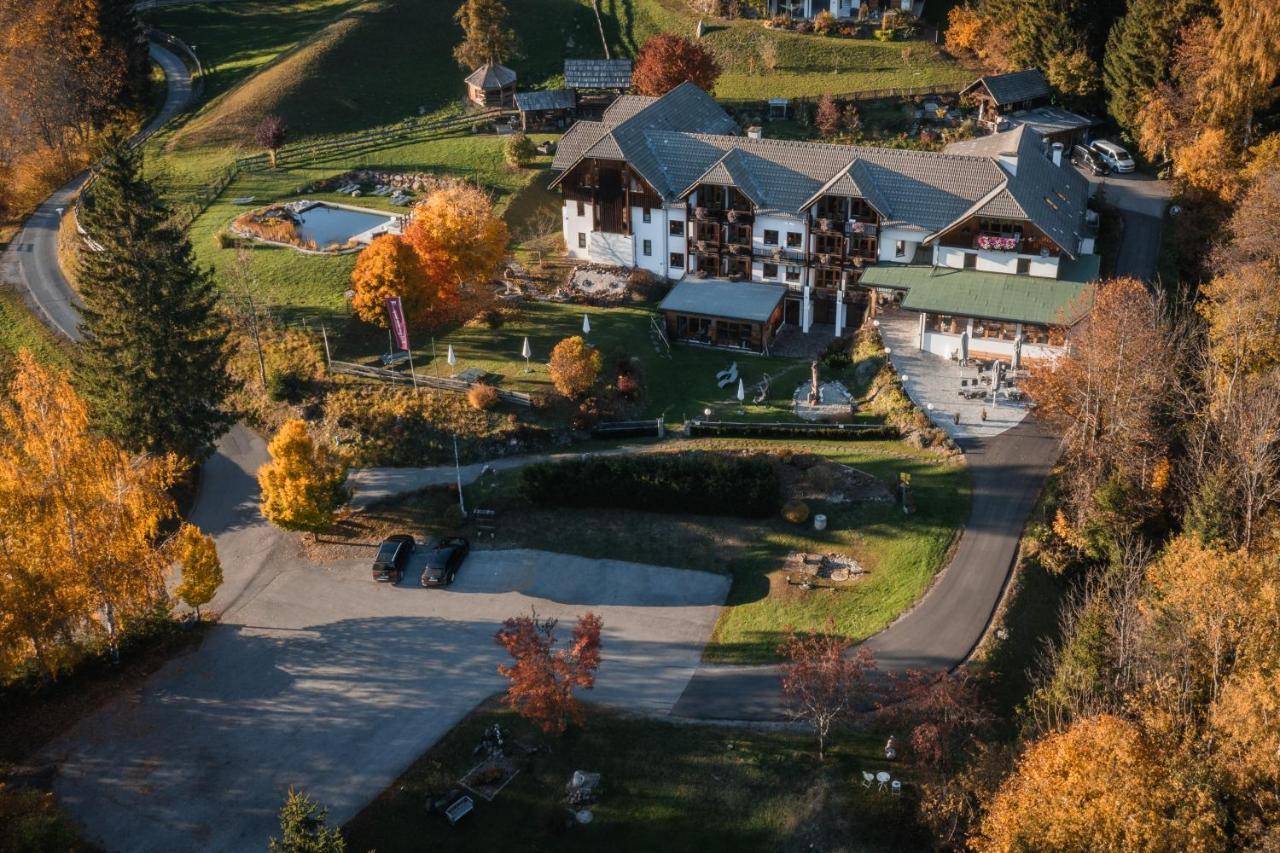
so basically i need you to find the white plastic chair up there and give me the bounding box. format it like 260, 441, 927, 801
861, 771, 874, 788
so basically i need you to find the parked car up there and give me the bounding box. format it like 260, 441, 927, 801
1089, 140, 1135, 173
371, 534, 415, 583
1071, 144, 1109, 176
421, 537, 470, 586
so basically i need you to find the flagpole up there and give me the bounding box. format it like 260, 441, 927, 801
453, 434, 466, 516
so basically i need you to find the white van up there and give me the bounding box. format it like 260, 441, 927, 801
1089, 140, 1136, 173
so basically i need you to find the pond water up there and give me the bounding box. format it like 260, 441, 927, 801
294, 203, 395, 248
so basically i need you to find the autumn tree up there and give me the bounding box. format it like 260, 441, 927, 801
403, 183, 509, 325
944, 5, 985, 58
258, 420, 348, 533
632, 33, 722, 96
268, 789, 345, 853
548, 336, 601, 399
173, 523, 223, 620
814, 94, 841, 138
1103, 0, 1207, 134
0, 351, 180, 674
495, 609, 602, 735
879, 669, 993, 770
778, 620, 876, 760
255, 114, 289, 168
1045, 49, 1098, 105
452, 0, 518, 69
349, 235, 429, 327
76, 135, 234, 462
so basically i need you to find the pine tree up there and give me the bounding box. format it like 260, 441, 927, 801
76, 136, 234, 462
1103, 0, 1209, 135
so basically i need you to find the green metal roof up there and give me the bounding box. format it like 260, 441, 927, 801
658, 278, 786, 323
859, 265, 1095, 326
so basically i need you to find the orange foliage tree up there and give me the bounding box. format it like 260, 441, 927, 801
547, 336, 601, 399
975, 714, 1224, 851
631, 33, 721, 96
403, 183, 508, 325
944, 5, 985, 57
779, 620, 876, 760
495, 609, 602, 735
349, 234, 430, 327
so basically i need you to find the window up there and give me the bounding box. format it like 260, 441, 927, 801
786, 232, 802, 248
1016, 257, 1031, 275
642, 207, 651, 224
762, 262, 779, 279
642, 239, 652, 257
578, 233, 587, 249
895, 240, 906, 258
670, 252, 685, 269
669, 219, 684, 237
763, 229, 779, 245
785, 265, 801, 282
963, 251, 977, 269
576, 200, 585, 217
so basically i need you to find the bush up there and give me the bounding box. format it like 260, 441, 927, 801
616, 373, 640, 399
813, 9, 835, 33
504, 132, 536, 168
216, 231, 236, 249
468, 383, 500, 410
268, 369, 312, 404
821, 336, 853, 369
874, 28, 896, 41
688, 421, 898, 440
781, 499, 811, 524
519, 452, 781, 518
549, 336, 602, 398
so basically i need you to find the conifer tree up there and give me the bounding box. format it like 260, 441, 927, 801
75, 135, 234, 462
1103, 0, 1208, 134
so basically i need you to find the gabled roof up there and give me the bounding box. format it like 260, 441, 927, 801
942, 124, 1030, 159
678, 149, 765, 207
564, 58, 633, 90
515, 89, 576, 112
464, 62, 516, 89
961, 69, 1051, 107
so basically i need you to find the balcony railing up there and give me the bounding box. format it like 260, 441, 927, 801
974, 233, 1022, 252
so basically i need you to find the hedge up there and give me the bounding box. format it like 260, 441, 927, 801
687, 421, 899, 441
519, 452, 780, 518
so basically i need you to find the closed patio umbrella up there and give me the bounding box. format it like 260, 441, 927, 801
521, 336, 532, 372
582, 314, 591, 335
737, 378, 745, 402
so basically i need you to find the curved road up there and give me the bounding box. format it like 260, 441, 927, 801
0, 42, 193, 340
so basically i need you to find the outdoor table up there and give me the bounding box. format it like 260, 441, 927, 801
876, 771, 891, 791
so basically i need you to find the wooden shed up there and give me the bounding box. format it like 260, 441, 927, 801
465, 62, 517, 108
514, 89, 577, 130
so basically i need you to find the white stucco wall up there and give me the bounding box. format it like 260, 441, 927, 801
588, 232, 633, 267
878, 227, 923, 263
562, 201, 593, 261
934, 246, 1061, 278
630, 205, 667, 276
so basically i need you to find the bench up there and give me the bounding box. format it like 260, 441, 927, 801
445, 795, 474, 825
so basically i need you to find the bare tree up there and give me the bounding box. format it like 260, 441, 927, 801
779, 619, 876, 760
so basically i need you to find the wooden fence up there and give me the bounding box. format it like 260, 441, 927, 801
329, 360, 533, 407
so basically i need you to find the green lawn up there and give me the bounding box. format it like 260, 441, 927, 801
460, 439, 969, 663
0, 288, 70, 374
343, 702, 930, 852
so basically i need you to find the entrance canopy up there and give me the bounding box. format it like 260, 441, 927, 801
658, 278, 786, 323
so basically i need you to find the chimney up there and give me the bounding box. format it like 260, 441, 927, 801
746, 126, 763, 140
1050, 142, 1064, 167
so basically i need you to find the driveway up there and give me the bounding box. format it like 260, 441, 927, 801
1080, 168, 1171, 283
42, 430, 729, 853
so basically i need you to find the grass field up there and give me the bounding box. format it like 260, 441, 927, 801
449, 438, 969, 663
344, 701, 930, 852
0, 288, 70, 373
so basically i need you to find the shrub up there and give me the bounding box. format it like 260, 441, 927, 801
688, 421, 898, 440
616, 373, 640, 399
468, 383, 500, 410
519, 452, 780, 518
874, 28, 896, 41
549, 336, 602, 398
781, 499, 811, 524
504, 132, 537, 168
268, 369, 312, 404
813, 9, 835, 33
821, 335, 853, 369
216, 231, 236, 249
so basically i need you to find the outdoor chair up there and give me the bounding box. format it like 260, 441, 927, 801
861, 771, 874, 788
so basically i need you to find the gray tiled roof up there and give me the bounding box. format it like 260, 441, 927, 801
962, 69, 1051, 107
942, 125, 1030, 158
515, 89, 576, 112
658, 278, 786, 323
564, 58, 633, 90
602, 94, 659, 124
995, 128, 1089, 255
1003, 105, 1097, 136
551, 121, 606, 170
464, 62, 516, 89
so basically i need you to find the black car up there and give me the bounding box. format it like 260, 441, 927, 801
371, 534, 415, 583
1071, 144, 1110, 176
421, 537, 470, 586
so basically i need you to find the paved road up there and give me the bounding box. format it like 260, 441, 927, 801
1080, 169, 1171, 283
42, 426, 729, 853
671, 417, 1061, 720
0, 42, 192, 340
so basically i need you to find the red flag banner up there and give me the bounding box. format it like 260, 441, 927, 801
386, 297, 410, 351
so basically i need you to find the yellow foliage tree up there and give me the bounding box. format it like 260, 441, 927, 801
1209, 666, 1280, 824
548, 336, 601, 399
976, 714, 1224, 852
173, 523, 223, 619
1198, 262, 1280, 378
404, 184, 509, 312
0, 350, 179, 676
258, 419, 348, 532
349, 234, 431, 327
1173, 127, 1244, 202
944, 5, 984, 56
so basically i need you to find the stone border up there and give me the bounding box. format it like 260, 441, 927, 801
228, 198, 403, 255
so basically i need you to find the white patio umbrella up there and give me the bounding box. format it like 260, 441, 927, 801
446, 344, 457, 373
582, 314, 591, 335
521, 336, 532, 372
737, 378, 745, 402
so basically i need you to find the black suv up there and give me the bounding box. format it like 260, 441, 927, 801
421, 537, 470, 586
371, 534, 415, 583
1071, 144, 1110, 176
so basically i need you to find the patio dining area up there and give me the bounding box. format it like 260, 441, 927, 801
876, 308, 1031, 440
